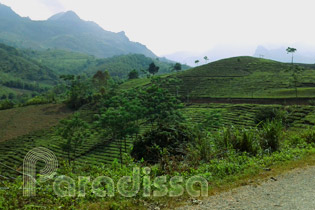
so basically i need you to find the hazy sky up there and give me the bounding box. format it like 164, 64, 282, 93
1, 0, 315, 56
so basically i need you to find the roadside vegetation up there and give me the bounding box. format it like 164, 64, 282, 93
0, 67, 315, 209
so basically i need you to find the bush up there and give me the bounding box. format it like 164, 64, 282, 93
131, 123, 195, 163
308, 100, 315, 106
24, 96, 50, 106
286, 134, 306, 147
218, 127, 261, 156
260, 120, 283, 153
0, 99, 14, 110
301, 128, 315, 144
187, 132, 216, 164
254, 107, 288, 126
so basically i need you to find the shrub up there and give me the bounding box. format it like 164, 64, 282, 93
0, 99, 14, 110
301, 128, 315, 144
260, 120, 283, 153
24, 96, 50, 106
308, 100, 315, 106
218, 127, 261, 155
187, 132, 216, 164
254, 107, 288, 126
200, 110, 222, 130
131, 123, 195, 163
286, 133, 306, 147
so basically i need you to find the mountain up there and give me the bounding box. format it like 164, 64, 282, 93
254, 45, 315, 64
0, 3, 156, 58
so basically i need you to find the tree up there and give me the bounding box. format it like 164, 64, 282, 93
140, 77, 183, 126
204, 56, 209, 64
286, 47, 297, 65
93, 70, 110, 88
62, 75, 92, 109
96, 90, 143, 165
148, 62, 160, 75
173, 63, 182, 72
195, 60, 200, 66
58, 114, 89, 166
132, 123, 195, 164
128, 69, 139, 79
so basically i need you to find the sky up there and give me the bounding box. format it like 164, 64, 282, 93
1, 0, 315, 57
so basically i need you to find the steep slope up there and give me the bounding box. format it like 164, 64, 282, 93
0, 4, 156, 59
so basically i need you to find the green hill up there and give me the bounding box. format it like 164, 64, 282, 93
23, 49, 190, 78
0, 43, 59, 97
0, 3, 156, 59
22, 48, 96, 75
167, 56, 315, 98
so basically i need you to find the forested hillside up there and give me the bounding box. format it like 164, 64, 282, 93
0, 43, 59, 97
23, 48, 190, 78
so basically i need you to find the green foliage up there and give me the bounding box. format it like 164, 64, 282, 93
200, 110, 222, 130
128, 69, 139, 80
0, 43, 59, 97
260, 120, 284, 153
141, 77, 183, 125
254, 107, 288, 125
148, 62, 160, 75
286, 47, 297, 64
23, 48, 96, 75
0, 43, 58, 82
173, 63, 182, 72
92, 70, 110, 90
132, 123, 195, 163
63, 76, 93, 109
24, 95, 51, 106
57, 114, 89, 165
96, 90, 143, 164
0, 99, 14, 110
301, 128, 315, 144
218, 127, 261, 155
187, 131, 216, 164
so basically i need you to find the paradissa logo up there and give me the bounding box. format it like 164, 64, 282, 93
23, 147, 208, 198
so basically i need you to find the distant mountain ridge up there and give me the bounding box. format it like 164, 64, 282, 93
0, 3, 156, 58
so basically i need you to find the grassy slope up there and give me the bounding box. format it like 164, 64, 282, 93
0, 104, 72, 142
168, 56, 315, 98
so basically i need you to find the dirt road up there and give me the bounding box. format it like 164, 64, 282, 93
177, 166, 315, 210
